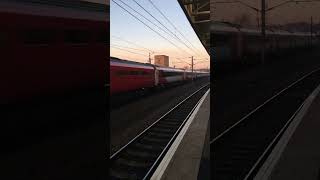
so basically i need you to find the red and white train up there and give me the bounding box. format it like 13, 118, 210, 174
0, 0, 108, 104
110, 57, 210, 95
211, 21, 318, 65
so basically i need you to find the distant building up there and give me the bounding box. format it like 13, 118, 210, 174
154, 55, 169, 67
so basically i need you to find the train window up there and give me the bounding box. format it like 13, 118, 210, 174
162, 71, 182, 77
96, 31, 107, 44
65, 30, 90, 44
0, 32, 8, 46
142, 71, 151, 75
23, 30, 54, 44
116, 70, 152, 76
116, 70, 128, 76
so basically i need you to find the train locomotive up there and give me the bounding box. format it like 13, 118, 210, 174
110, 57, 210, 95
211, 21, 318, 66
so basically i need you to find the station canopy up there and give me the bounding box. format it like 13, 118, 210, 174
178, 0, 210, 55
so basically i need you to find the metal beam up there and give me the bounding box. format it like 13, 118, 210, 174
177, 0, 210, 55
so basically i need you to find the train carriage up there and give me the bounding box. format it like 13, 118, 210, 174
110, 57, 155, 95
110, 57, 210, 95
211, 22, 241, 63
156, 66, 185, 84
0, 0, 108, 104
211, 21, 316, 67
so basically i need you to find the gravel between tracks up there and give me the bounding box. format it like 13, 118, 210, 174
110, 78, 210, 155
212, 47, 320, 139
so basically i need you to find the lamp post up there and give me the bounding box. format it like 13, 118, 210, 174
148, 51, 155, 64
311, 16, 313, 47
261, 0, 266, 64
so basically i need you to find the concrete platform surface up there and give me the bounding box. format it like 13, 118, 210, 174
151, 89, 210, 180
258, 84, 320, 180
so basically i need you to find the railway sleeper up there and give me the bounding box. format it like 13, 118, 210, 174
158, 121, 181, 126
121, 151, 156, 163
156, 123, 179, 129
142, 135, 171, 143
170, 112, 192, 118
134, 141, 165, 151
174, 105, 195, 111
162, 116, 186, 122
230, 143, 259, 150
116, 157, 153, 168
229, 149, 256, 156
214, 167, 234, 177
150, 127, 177, 133
214, 165, 249, 177
126, 149, 159, 159
110, 163, 145, 179
109, 168, 134, 179
130, 144, 163, 154
161, 119, 183, 123
147, 131, 173, 138
139, 138, 169, 147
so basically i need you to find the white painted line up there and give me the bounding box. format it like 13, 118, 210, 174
254, 83, 320, 180
211, 67, 320, 144
150, 89, 210, 180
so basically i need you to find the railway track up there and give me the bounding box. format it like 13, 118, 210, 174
211, 67, 320, 180
109, 84, 210, 179
110, 81, 187, 109
110, 78, 209, 109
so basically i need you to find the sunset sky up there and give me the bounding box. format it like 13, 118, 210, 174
212, 0, 320, 27
110, 0, 210, 70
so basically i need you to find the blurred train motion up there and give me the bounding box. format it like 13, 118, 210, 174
110, 57, 210, 95
0, 0, 108, 104
211, 21, 319, 66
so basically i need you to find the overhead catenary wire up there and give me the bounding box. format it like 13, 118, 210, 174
117, 0, 186, 49
111, 43, 151, 52
111, 35, 155, 53
147, 0, 206, 57
112, 0, 194, 57
111, 0, 209, 65
132, 0, 202, 57
111, 53, 136, 61
111, 46, 149, 57
174, 57, 192, 65
194, 60, 210, 65
194, 58, 210, 61
111, 36, 193, 60
110, 38, 190, 59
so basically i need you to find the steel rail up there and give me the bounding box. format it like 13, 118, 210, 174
109, 83, 209, 179
211, 67, 320, 180
243, 97, 306, 180
210, 67, 320, 144
143, 87, 209, 179
110, 83, 209, 159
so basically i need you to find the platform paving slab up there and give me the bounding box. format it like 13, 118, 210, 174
258, 84, 320, 180
151, 90, 210, 180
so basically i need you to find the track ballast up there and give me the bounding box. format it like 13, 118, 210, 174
110, 84, 209, 179
211, 68, 320, 180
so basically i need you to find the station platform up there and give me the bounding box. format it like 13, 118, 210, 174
151, 89, 210, 180
255, 84, 320, 180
